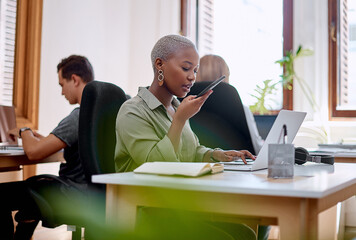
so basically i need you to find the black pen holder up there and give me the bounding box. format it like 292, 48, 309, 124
268, 143, 294, 179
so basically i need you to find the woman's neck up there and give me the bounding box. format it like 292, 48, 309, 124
149, 81, 174, 108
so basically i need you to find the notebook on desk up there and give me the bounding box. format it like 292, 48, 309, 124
223, 110, 307, 171
0, 105, 18, 147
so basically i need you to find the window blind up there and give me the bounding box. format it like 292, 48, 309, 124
339, 0, 349, 106
0, 0, 17, 106
197, 0, 214, 56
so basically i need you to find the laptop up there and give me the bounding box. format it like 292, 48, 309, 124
223, 110, 307, 171
0, 105, 18, 147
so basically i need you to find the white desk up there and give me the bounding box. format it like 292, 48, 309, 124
93, 163, 356, 240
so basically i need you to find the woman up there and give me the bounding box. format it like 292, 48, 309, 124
196, 54, 264, 154
114, 34, 257, 240
114, 35, 255, 173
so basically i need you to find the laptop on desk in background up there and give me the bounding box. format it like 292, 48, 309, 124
223, 110, 307, 171
0, 105, 19, 147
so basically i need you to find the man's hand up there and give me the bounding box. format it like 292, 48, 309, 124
7, 128, 20, 141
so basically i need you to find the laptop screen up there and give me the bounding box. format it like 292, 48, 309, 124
0, 105, 18, 146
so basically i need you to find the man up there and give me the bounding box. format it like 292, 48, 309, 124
3, 55, 94, 239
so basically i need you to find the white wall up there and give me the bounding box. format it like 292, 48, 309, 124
293, 0, 328, 121
38, 0, 179, 134
38, 0, 356, 144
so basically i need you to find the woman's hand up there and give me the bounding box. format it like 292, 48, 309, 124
174, 90, 212, 122
168, 91, 212, 153
213, 149, 256, 164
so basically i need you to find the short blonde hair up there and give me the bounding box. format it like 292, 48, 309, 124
151, 34, 197, 69
196, 54, 230, 83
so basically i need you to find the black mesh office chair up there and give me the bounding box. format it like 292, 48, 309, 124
17, 81, 128, 239
76, 80, 128, 238
183, 82, 255, 155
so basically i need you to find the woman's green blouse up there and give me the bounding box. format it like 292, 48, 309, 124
114, 87, 210, 172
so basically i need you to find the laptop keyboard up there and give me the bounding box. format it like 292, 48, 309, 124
221, 158, 254, 165
0, 146, 23, 151
0, 146, 24, 155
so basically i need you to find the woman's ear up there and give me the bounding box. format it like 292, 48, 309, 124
154, 58, 164, 71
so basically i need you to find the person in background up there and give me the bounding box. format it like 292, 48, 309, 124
114, 34, 257, 240
196, 54, 264, 154
3, 55, 94, 239
197, 54, 270, 240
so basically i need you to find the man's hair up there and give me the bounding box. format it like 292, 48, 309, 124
57, 55, 94, 83
151, 34, 197, 69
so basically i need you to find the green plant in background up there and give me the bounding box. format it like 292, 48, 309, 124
250, 45, 315, 115
249, 79, 279, 115
276, 45, 316, 109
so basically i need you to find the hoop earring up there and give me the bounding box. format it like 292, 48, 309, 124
158, 69, 164, 87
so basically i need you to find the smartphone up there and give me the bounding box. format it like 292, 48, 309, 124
195, 75, 225, 98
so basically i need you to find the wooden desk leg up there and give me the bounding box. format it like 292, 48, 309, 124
22, 165, 37, 180
278, 198, 318, 240
106, 185, 137, 231
319, 205, 338, 240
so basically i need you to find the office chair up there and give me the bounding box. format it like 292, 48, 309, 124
76, 80, 128, 238
16, 81, 128, 239
183, 82, 255, 154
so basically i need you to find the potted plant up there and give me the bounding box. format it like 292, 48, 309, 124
250, 45, 314, 139
249, 79, 279, 115
250, 45, 314, 115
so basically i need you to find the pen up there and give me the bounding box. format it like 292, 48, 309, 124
283, 124, 287, 144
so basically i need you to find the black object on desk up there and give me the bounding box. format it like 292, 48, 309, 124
295, 147, 334, 165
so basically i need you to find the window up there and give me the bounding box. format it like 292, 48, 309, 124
180, 0, 293, 111
0, 0, 43, 128
0, 0, 16, 106
329, 0, 356, 118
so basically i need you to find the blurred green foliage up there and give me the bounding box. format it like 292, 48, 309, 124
250, 45, 315, 115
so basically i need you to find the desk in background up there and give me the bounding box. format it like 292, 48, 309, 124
312, 144, 356, 163
335, 156, 356, 163
313, 150, 356, 163
93, 163, 356, 240
0, 150, 64, 179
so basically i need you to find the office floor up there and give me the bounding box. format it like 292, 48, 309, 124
32, 223, 72, 240
345, 227, 356, 240
31, 223, 356, 240
31, 224, 279, 240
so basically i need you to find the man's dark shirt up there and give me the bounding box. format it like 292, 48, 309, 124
51, 107, 86, 184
